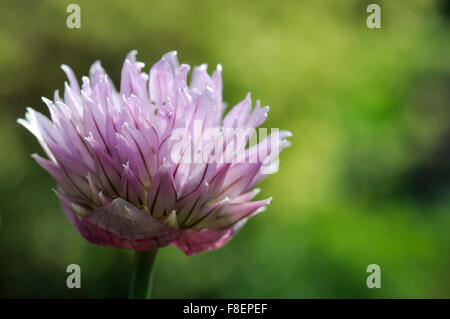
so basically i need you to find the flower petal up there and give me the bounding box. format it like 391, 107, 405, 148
173, 219, 246, 256
146, 167, 177, 218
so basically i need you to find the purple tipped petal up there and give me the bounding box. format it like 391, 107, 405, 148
223, 93, 252, 128
61, 64, 80, 93
120, 51, 148, 100
208, 198, 271, 229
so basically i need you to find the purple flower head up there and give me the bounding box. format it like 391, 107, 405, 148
18, 51, 291, 255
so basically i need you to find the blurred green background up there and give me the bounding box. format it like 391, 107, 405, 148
0, 0, 449, 298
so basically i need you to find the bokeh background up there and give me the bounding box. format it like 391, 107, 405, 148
0, 0, 449, 298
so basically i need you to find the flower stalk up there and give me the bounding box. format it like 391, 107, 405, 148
129, 249, 158, 299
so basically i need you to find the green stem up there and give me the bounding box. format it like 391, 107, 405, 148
128, 249, 158, 299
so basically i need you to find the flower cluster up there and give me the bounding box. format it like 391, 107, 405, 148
18, 51, 291, 255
